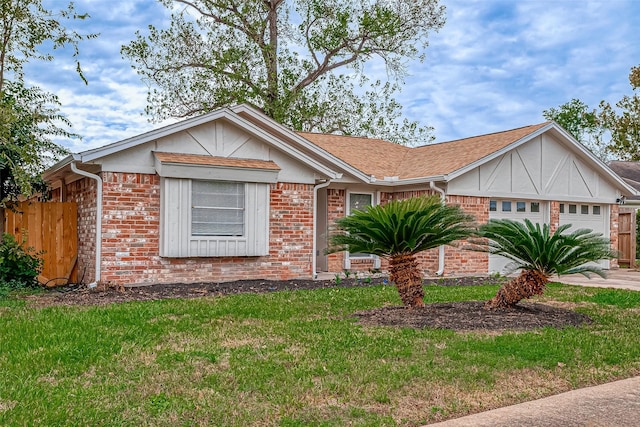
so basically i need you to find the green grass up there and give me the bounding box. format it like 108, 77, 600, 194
1, 283, 639, 426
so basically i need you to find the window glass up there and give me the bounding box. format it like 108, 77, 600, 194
530, 202, 540, 213
581, 205, 589, 215
516, 201, 526, 212
559, 203, 565, 214
569, 204, 577, 214
349, 193, 373, 257
593, 206, 601, 215
502, 201, 511, 212
489, 200, 497, 212
192, 181, 244, 236
349, 193, 373, 212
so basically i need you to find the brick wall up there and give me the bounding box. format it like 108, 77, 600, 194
326, 190, 490, 277
610, 203, 619, 268
90, 174, 314, 286
61, 177, 98, 283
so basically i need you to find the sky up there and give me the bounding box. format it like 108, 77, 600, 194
25, 0, 640, 154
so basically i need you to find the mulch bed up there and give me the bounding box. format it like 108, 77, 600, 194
22, 276, 592, 331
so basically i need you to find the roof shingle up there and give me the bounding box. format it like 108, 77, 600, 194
299, 122, 550, 179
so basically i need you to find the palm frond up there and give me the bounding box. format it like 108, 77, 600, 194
329, 196, 475, 258
472, 218, 617, 277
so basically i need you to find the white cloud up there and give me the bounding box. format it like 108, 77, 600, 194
19, 0, 640, 150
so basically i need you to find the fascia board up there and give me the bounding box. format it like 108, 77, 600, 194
74, 105, 341, 180
77, 110, 230, 162
372, 175, 447, 187
231, 104, 372, 183
42, 154, 80, 180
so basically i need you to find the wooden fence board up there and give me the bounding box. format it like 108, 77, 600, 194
4, 201, 78, 286
618, 208, 636, 268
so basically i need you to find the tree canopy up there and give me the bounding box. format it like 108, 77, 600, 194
122, 0, 446, 145
0, 0, 95, 204
544, 64, 640, 161
599, 65, 640, 160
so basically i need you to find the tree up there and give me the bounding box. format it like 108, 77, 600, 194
542, 99, 606, 160
0, 81, 73, 203
329, 196, 475, 308
473, 219, 616, 309
121, 0, 445, 145
599, 65, 640, 160
0, 0, 95, 204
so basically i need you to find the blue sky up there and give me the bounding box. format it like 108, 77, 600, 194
26, 0, 640, 154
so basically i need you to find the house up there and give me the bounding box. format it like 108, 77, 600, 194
43, 105, 637, 286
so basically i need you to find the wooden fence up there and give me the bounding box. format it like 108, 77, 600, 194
4, 201, 78, 286
618, 208, 636, 268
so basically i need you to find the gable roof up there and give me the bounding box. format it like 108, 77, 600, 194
300, 122, 550, 180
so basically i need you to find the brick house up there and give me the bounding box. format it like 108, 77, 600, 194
44, 105, 636, 286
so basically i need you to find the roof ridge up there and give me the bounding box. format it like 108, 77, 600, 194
418, 121, 551, 148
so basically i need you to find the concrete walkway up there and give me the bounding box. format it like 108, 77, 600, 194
558, 268, 640, 292
427, 376, 640, 426
427, 269, 640, 426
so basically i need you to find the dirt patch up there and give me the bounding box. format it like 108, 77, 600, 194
354, 301, 591, 331
22, 276, 591, 331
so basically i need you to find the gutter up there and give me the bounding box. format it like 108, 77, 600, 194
70, 162, 102, 288
312, 179, 333, 279
430, 181, 447, 276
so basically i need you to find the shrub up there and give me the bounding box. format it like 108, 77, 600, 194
0, 233, 43, 289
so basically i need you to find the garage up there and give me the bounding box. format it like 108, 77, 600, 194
559, 202, 609, 268
488, 199, 547, 274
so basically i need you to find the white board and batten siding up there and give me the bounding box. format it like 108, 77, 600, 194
160, 178, 269, 257
448, 132, 619, 274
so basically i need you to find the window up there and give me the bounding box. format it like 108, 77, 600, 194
348, 193, 374, 258
192, 181, 244, 236
160, 178, 269, 257
516, 201, 526, 212
502, 201, 511, 212
559, 203, 565, 214
581, 205, 589, 215
530, 202, 540, 213
350, 193, 373, 213
489, 200, 497, 212
593, 206, 601, 215
569, 204, 577, 214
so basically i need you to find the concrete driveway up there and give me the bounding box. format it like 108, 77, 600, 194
558, 268, 640, 291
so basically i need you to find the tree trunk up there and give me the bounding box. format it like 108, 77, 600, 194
389, 254, 425, 308
485, 269, 549, 309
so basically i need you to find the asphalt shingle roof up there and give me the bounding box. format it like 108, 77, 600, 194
300, 122, 550, 179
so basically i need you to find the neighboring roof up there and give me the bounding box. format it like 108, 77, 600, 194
154, 152, 281, 170
300, 122, 550, 179
609, 161, 640, 200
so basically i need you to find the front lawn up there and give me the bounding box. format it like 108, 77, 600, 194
1, 283, 639, 426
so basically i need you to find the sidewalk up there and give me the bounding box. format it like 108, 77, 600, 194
426, 376, 640, 426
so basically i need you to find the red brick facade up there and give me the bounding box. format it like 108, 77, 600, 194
60, 173, 620, 285
63, 174, 315, 286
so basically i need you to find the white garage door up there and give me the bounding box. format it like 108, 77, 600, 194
559, 203, 609, 268
488, 199, 546, 274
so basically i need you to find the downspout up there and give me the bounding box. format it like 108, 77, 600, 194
70, 162, 102, 287
312, 179, 332, 279
430, 181, 446, 276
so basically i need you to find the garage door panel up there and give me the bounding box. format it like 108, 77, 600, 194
559, 203, 609, 269
488, 199, 546, 274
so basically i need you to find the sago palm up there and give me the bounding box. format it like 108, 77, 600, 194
474, 219, 617, 309
329, 196, 475, 308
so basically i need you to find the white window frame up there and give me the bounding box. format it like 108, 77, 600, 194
160, 178, 270, 258
191, 180, 245, 237
344, 191, 380, 269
